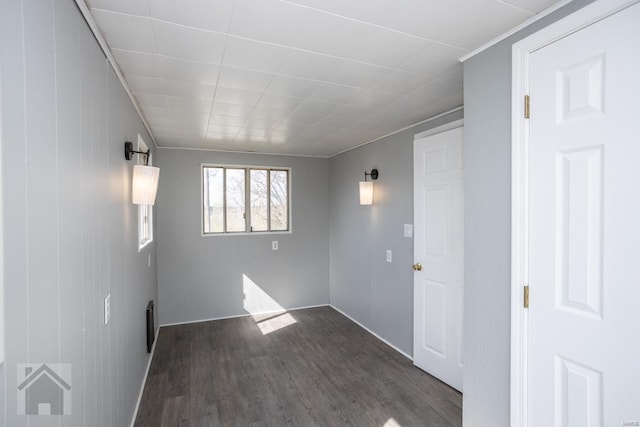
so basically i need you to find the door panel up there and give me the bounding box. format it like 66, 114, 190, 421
528, 3, 640, 425
424, 186, 447, 258
424, 280, 446, 357
556, 355, 603, 427
413, 125, 464, 391
556, 147, 603, 318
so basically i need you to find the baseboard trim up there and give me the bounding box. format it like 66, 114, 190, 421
158, 303, 331, 327
130, 326, 160, 427
329, 304, 413, 361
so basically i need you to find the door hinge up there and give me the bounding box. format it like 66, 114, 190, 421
524, 95, 530, 119
524, 285, 530, 308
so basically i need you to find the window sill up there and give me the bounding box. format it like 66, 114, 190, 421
138, 238, 153, 252
201, 230, 292, 238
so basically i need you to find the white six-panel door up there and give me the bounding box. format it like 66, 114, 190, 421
413, 124, 464, 391
527, 3, 640, 425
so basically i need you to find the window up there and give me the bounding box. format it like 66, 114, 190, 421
138, 135, 153, 250
202, 165, 290, 234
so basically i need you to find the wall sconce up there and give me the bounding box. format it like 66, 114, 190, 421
359, 169, 378, 205
125, 141, 159, 206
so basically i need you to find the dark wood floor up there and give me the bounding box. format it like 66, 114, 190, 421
134, 306, 462, 426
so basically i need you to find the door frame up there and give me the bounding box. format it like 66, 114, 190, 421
510, 0, 640, 425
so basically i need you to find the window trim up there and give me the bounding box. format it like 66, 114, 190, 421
200, 163, 292, 237
137, 135, 154, 251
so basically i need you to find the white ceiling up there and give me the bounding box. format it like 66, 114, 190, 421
84, 0, 560, 157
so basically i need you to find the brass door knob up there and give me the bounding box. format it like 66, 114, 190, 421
412, 263, 422, 271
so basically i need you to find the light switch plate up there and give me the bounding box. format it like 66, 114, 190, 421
104, 294, 111, 325
386, 250, 392, 263
404, 224, 413, 238
272, 241, 278, 251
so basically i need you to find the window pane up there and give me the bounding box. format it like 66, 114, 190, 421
226, 168, 246, 232
250, 169, 268, 232
202, 165, 290, 235
270, 170, 288, 231
203, 167, 224, 233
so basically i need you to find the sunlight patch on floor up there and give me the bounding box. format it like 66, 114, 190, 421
383, 418, 402, 427
257, 312, 297, 335
243, 274, 297, 335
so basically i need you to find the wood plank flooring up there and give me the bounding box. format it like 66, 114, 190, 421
134, 306, 462, 426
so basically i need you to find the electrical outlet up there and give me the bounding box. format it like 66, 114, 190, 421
404, 224, 413, 238
104, 294, 111, 325
272, 241, 278, 251
386, 250, 392, 263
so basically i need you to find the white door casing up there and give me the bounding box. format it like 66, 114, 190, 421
511, 1, 640, 425
413, 121, 464, 391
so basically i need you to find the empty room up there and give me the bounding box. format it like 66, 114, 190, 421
0, 0, 638, 425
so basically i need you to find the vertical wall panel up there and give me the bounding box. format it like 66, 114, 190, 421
0, 0, 158, 425
55, 0, 85, 425
107, 69, 124, 426
23, 0, 60, 384
93, 43, 107, 425
79, 9, 97, 424
0, 0, 29, 424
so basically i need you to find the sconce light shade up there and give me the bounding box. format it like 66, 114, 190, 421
359, 168, 378, 205
132, 164, 160, 205
359, 181, 374, 205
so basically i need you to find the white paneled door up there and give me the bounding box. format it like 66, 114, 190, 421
527, 3, 640, 425
413, 123, 464, 392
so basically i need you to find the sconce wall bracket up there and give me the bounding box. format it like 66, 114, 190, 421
125, 141, 150, 165
364, 168, 379, 181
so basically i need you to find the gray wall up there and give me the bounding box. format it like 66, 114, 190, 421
156, 149, 329, 325
0, 0, 158, 425
328, 109, 463, 356
462, 0, 595, 424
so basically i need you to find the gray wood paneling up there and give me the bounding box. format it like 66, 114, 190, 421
24, 0, 59, 370
156, 149, 330, 326
56, 1, 87, 425
328, 109, 464, 358
80, 21, 99, 426
0, 0, 158, 425
0, 0, 29, 421
136, 307, 462, 426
